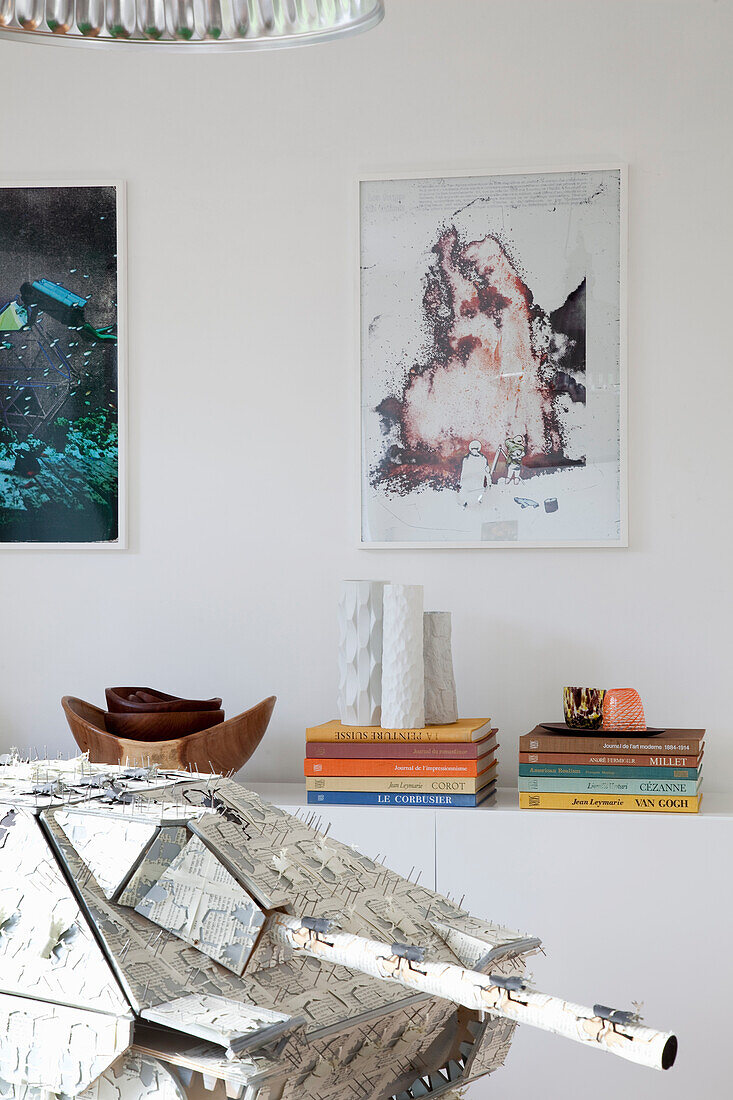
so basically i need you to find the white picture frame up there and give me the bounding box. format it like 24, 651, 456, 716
0, 179, 126, 549
358, 165, 627, 549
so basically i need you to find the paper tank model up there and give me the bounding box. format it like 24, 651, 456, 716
0, 755, 677, 1100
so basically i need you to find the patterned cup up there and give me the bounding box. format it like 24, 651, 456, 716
602, 688, 646, 732
563, 687, 606, 730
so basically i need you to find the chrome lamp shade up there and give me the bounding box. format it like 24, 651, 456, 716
0, 0, 384, 49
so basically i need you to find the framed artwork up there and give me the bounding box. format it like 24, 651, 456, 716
0, 181, 125, 548
359, 166, 626, 548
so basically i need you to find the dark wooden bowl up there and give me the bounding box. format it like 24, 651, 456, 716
104, 709, 226, 740
63, 695, 276, 773
105, 687, 223, 714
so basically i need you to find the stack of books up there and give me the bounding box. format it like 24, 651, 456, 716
518, 726, 704, 813
305, 719, 498, 807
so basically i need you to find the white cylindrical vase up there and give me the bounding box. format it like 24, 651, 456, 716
337, 580, 386, 725
380, 584, 425, 729
423, 611, 458, 725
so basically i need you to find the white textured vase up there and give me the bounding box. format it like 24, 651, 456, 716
423, 611, 458, 725
337, 580, 386, 725
380, 584, 425, 729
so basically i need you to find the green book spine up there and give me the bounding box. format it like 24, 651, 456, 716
519, 776, 700, 796
518, 764, 699, 780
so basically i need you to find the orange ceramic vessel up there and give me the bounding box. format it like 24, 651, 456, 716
602, 688, 646, 732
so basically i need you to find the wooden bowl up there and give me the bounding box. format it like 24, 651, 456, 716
63, 694, 276, 774
104, 709, 225, 740
105, 687, 223, 714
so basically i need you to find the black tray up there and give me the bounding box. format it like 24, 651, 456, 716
540, 722, 666, 736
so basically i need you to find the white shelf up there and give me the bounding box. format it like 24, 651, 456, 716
245, 782, 733, 818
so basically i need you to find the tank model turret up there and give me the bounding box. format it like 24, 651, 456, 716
0, 755, 677, 1100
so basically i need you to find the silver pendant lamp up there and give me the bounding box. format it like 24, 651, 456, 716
0, 0, 384, 50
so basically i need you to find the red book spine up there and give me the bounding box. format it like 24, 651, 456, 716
306, 734, 498, 760
520, 727, 704, 755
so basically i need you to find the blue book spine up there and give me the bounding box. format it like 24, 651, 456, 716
519, 776, 700, 795
307, 788, 496, 807
519, 764, 699, 780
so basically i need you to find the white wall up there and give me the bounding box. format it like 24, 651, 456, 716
0, 0, 731, 790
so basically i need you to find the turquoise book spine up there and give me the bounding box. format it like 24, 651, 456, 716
518, 764, 699, 780
519, 776, 700, 795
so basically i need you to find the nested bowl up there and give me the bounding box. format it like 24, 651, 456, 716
63, 694, 275, 773
105, 687, 223, 714
104, 708, 226, 740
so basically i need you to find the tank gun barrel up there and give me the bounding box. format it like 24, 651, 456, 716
270, 914, 677, 1071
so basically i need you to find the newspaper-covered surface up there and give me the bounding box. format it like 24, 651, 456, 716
56, 809, 159, 898
135, 835, 266, 976
272, 995, 458, 1100
130, 1029, 268, 1094
0, 991, 131, 1093
463, 1016, 518, 1082
142, 994, 294, 1055
0, 806, 129, 1012
0, 754, 187, 811
119, 825, 189, 908
53, 797, 206, 825
187, 779, 525, 965
80, 1051, 184, 1100
41, 788, 473, 1026
429, 921, 541, 970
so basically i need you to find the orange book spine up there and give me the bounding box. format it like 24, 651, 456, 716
304, 757, 496, 779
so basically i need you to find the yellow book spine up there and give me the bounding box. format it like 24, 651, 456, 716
518, 792, 701, 813
306, 775, 491, 794
305, 719, 490, 743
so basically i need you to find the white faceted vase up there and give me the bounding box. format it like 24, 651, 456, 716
381, 584, 425, 729
337, 581, 386, 725
423, 611, 458, 725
